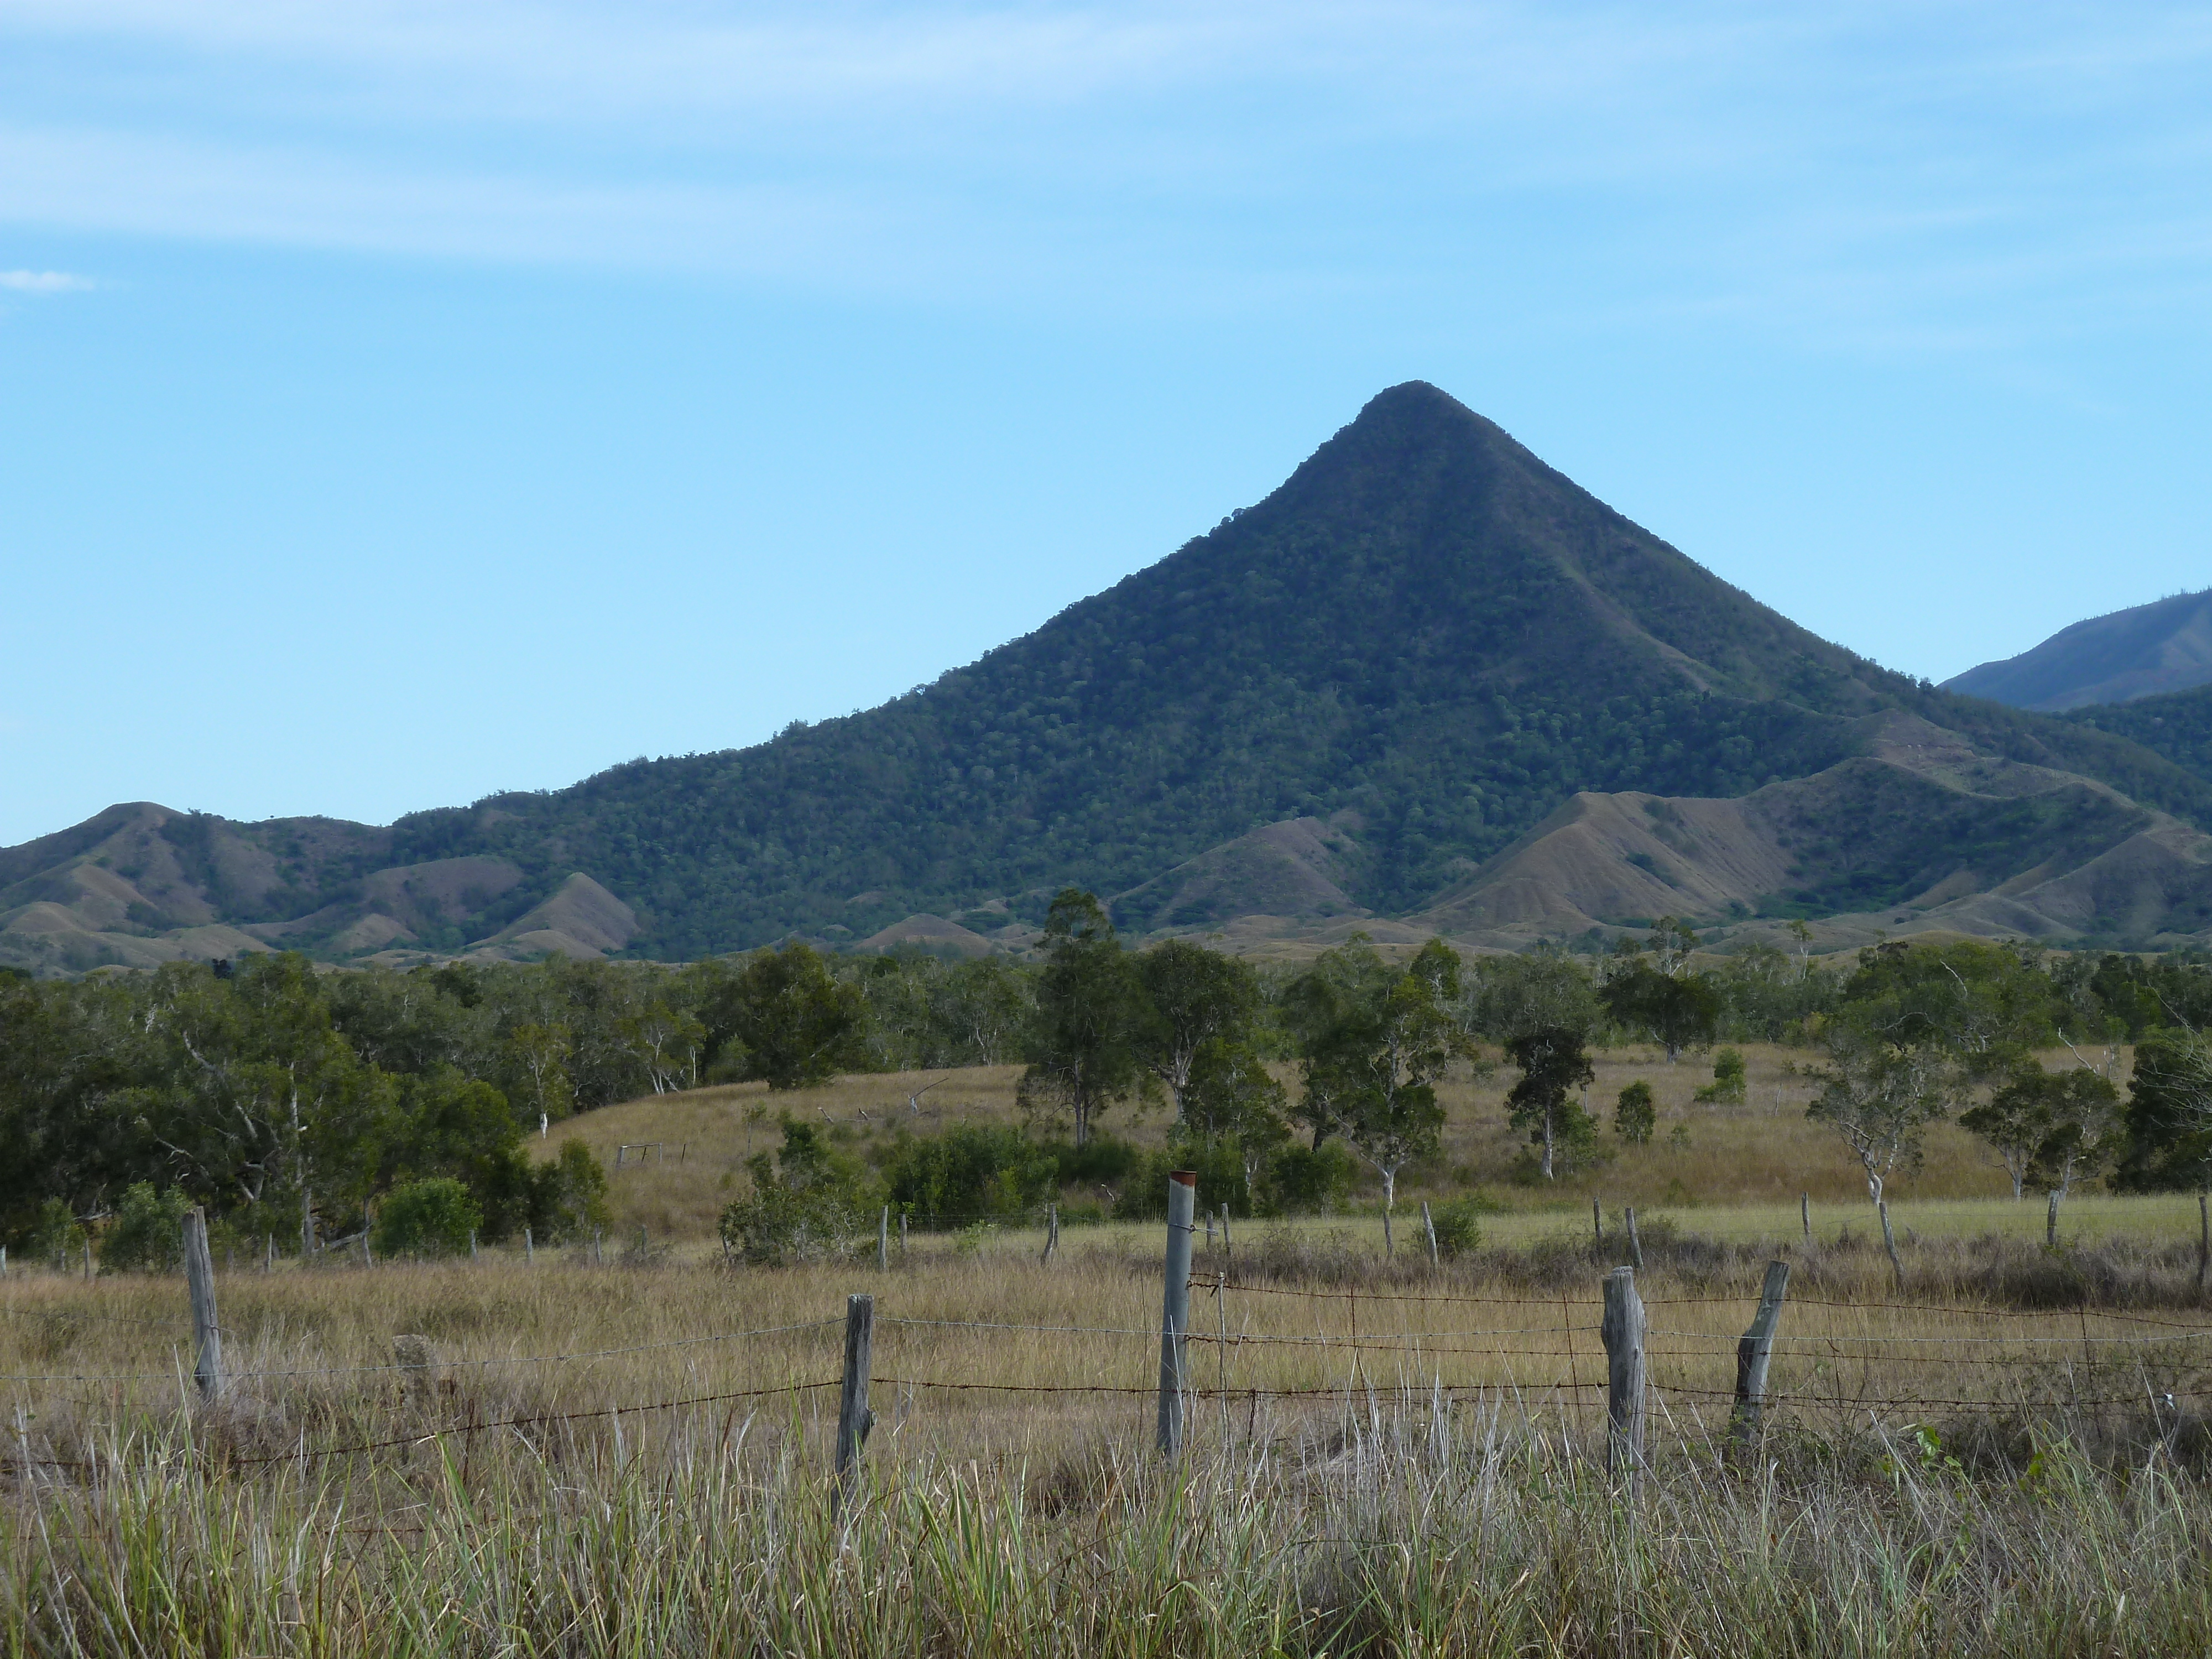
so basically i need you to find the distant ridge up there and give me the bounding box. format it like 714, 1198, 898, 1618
1945, 589, 2212, 712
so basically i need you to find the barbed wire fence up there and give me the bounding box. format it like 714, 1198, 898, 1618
7, 1182, 2211, 1494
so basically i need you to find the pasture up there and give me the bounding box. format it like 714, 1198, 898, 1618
8, 1047, 2212, 1656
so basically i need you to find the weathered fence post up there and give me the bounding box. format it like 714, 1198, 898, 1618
1624, 1207, 1643, 1270
899, 1213, 909, 1255
1, 1246, 8, 1277
2047, 1190, 2061, 1248
181, 1207, 225, 1401
1422, 1201, 1439, 1267
878, 1207, 890, 1272
361, 1233, 373, 1269
1220, 1203, 1232, 1267
1157, 1170, 1197, 1456
524, 1228, 534, 1265
263, 1233, 273, 1274
469, 1230, 479, 1262
1730, 1259, 1791, 1453
835, 1293, 875, 1491
1601, 1266, 1645, 1488
1204, 1213, 1214, 1251
1040, 1204, 1058, 1265
82, 1238, 93, 1281
1800, 1191, 1811, 1246
1592, 1195, 1603, 1255
2198, 1191, 2208, 1294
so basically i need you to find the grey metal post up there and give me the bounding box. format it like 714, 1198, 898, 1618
181, 1207, 225, 1401
1601, 1266, 1645, 1485
1156, 1170, 1197, 1455
878, 1206, 890, 1272
836, 1293, 875, 1488
1730, 1259, 1791, 1451
1421, 1201, 1439, 1266
1624, 1207, 1643, 1270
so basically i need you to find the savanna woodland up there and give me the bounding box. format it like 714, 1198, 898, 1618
12, 910, 2212, 1654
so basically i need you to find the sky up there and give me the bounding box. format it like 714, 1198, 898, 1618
5, 2, 2212, 847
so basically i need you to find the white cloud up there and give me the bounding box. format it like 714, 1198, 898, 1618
0, 268, 95, 292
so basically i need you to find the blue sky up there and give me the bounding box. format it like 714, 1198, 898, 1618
5, 2, 2211, 846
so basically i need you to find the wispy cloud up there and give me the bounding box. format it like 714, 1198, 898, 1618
0, 268, 95, 292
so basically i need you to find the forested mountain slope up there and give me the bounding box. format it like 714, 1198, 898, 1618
9, 382, 2212, 970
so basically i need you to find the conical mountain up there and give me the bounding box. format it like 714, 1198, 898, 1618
9, 381, 2212, 968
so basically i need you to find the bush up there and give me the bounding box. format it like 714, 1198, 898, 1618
97, 1183, 191, 1273
28, 1197, 84, 1266
529, 1141, 611, 1243
1261, 1141, 1360, 1215
1428, 1196, 1486, 1259
372, 1178, 482, 1259
882, 1124, 1057, 1226
1615, 1081, 1656, 1143
1114, 1135, 1255, 1220
1695, 1047, 1747, 1104
718, 1117, 880, 1265
1046, 1134, 1141, 1188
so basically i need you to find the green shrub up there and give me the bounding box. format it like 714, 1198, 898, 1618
718, 1117, 879, 1266
529, 1141, 611, 1243
28, 1197, 84, 1266
882, 1124, 1057, 1226
1695, 1047, 1747, 1104
1045, 1134, 1141, 1188
1427, 1196, 1486, 1258
1260, 1141, 1360, 1215
1114, 1135, 1256, 1220
1615, 1081, 1656, 1143
97, 1183, 191, 1273
372, 1178, 482, 1259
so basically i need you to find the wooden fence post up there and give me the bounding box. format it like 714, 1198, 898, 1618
1422, 1201, 1439, 1266
83, 1238, 93, 1282
2197, 1191, 2208, 1294
2047, 1190, 2060, 1249
1591, 1196, 1603, 1255
878, 1207, 890, 1272
1156, 1170, 1197, 1456
1220, 1203, 1232, 1267
524, 1228, 534, 1265
1601, 1266, 1645, 1488
1040, 1204, 1058, 1265
1, 1246, 8, 1277
835, 1293, 875, 1491
1730, 1260, 1791, 1453
469, 1230, 479, 1262
1800, 1192, 1811, 1246
1624, 1207, 1643, 1270
899, 1213, 909, 1256
181, 1208, 225, 1401
263, 1233, 273, 1274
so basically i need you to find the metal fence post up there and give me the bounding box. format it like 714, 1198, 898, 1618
1731, 1259, 1791, 1453
1156, 1170, 1197, 1456
181, 1208, 225, 1401
1601, 1266, 1645, 1489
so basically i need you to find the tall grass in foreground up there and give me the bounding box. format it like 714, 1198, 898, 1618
6, 1395, 2212, 1657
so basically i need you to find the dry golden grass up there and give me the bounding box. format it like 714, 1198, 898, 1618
545, 1047, 2155, 1244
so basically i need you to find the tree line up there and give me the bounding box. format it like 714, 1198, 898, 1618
8, 909, 2212, 1263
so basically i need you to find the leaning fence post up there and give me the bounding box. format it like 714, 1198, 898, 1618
181, 1207, 225, 1401
1601, 1266, 1645, 1488
1157, 1170, 1198, 1456
1624, 1207, 1643, 1270
1220, 1203, 1232, 1267
1730, 1259, 1791, 1453
835, 1293, 875, 1490
1421, 1201, 1439, 1266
